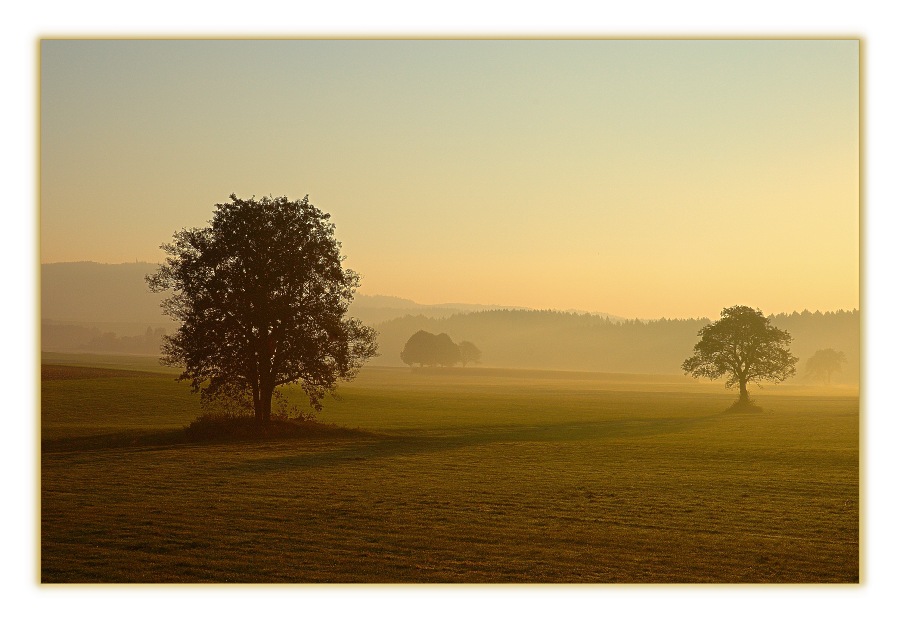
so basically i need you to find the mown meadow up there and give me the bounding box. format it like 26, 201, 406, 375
41, 353, 859, 583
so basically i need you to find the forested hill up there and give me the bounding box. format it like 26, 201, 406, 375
374, 309, 860, 384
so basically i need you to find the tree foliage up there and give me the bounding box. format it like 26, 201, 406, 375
805, 348, 846, 385
682, 305, 798, 406
147, 194, 378, 421
400, 330, 440, 366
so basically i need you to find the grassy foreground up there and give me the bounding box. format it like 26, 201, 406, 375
41, 354, 859, 583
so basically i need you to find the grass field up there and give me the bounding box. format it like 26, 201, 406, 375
40, 353, 859, 583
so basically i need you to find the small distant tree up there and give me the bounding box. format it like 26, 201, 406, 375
400, 330, 462, 367
458, 340, 481, 367
433, 333, 461, 367
682, 305, 798, 410
805, 348, 847, 385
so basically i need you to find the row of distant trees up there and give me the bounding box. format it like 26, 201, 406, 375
400, 331, 481, 367
42, 323, 168, 355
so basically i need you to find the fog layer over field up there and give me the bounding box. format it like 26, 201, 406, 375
41, 262, 859, 385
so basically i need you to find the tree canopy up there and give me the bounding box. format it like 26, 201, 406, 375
400, 330, 469, 367
682, 305, 798, 407
805, 348, 847, 385
147, 194, 378, 421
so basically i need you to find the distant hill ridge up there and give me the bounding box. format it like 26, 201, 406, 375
40, 262, 624, 326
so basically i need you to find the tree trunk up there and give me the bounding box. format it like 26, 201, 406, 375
252, 382, 262, 420
252, 367, 273, 422
257, 382, 274, 422
738, 378, 750, 404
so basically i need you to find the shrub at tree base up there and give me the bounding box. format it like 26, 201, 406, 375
723, 399, 764, 414
185, 387, 344, 441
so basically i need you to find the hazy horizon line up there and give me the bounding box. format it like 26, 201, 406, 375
40, 259, 860, 322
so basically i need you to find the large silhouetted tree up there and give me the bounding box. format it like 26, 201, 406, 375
147, 194, 378, 422
805, 348, 847, 385
682, 305, 798, 409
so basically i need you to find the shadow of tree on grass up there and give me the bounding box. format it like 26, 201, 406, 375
230, 412, 724, 475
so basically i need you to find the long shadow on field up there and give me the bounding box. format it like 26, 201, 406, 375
41, 422, 374, 453
232, 414, 722, 474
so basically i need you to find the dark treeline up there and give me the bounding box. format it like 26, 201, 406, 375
374, 309, 860, 383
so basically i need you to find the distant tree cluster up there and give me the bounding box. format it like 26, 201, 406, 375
41, 322, 168, 355
381, 311, 710, 372
86, 326, 169, 354
400, 330, 481, 367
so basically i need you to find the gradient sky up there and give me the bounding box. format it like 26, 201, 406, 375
40, 39, 859, 319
